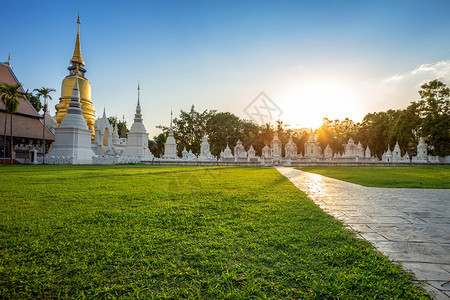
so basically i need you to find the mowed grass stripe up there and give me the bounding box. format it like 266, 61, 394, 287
298, 166, 450, 188
0, 165, 429, 299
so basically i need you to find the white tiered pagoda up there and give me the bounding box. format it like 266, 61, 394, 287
163, 111, 178, 159
198, 136, 215, 161
48, 76, 94, 164
122, 84, 153, 159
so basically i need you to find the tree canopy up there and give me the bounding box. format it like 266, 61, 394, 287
107, 116, 129, 138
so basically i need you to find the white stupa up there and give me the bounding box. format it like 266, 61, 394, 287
270, 132, 282, 158
122, 84, 153, 159
163, 111, 177, 159
48, 75, 94, 164
285, 135, 298, 158
198, 136, 215, 161
223, 144, 233, 158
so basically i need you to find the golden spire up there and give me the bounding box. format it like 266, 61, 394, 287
70, 14, 85, 66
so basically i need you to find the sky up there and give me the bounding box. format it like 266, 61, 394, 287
2, 0, 450, 137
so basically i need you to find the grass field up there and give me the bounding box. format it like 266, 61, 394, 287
0, 165, 429, 299
298, 166, 450, 188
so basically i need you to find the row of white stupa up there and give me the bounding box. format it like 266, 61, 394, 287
36, 78, 440, 165
35, 78, 153, 164
163, 129, 439, 164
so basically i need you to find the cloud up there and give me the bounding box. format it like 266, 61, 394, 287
386, 60, 450, 85
362, 60, 450, 114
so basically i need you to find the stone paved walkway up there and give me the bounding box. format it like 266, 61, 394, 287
276, 167, 450, 300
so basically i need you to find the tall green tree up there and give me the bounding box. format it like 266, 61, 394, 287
315, 118, 359, 155
416, 79, 450, 156
358, 110, 401, 158
0, 83, 25, 164
34, 87, 55, 163
159, 105, 217, 155
33, 87, 55, 111
207, 112, 248, 155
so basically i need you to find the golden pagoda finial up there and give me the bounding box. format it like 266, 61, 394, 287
70, 14, 85, 66
7, 52, 10, 67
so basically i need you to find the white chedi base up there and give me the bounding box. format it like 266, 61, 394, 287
122, 131, 153, 159
163, 135, 177, 159
49, 113, 95, 164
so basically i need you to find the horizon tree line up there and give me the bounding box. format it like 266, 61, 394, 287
152, 79, 449, 158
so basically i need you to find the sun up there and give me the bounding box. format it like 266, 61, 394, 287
280, 79, 362, 129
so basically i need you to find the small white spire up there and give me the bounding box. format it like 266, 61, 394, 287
67, 74, 82, 114
71, 75, 80, 100
170, 110, 173, 132
137, 82, 140, 106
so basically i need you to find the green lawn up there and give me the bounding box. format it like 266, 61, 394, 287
298, 166, 450, 188
0, 165, 428, 299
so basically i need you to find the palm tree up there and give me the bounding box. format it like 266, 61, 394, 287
34, 87, 55, 164
0, 83, 24, 164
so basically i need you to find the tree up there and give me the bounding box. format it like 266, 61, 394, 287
0, 83, 24, 164
34, 87, 56, 164
315, 118, 359, 155
107, 116, 129, 137
392, 102, 422, 155
164, 105, 217, 154
151, 132, 168, 157
25, 91, 43, 112
357, 110, 400, 158
207, 112, 248, 156
416, 79, 450, 156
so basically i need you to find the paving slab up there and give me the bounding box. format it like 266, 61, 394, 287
277, 167, 450, 299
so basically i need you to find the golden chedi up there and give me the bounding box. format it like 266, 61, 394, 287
54, 15, 95, 139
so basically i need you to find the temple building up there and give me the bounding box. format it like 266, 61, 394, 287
0, 56, 54, 163
54, 15, 96, 140
93, 108, 121, 156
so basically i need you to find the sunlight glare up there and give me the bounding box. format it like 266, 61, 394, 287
281, 79, 362, 129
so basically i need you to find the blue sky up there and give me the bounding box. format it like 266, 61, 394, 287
2, 0, 450, 136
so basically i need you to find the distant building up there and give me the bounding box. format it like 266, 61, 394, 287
0, 60, 54, 163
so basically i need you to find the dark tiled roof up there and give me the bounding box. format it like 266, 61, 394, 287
0, 63, 41, 117
0, 112, 54, 141
0, 63, 54, 140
